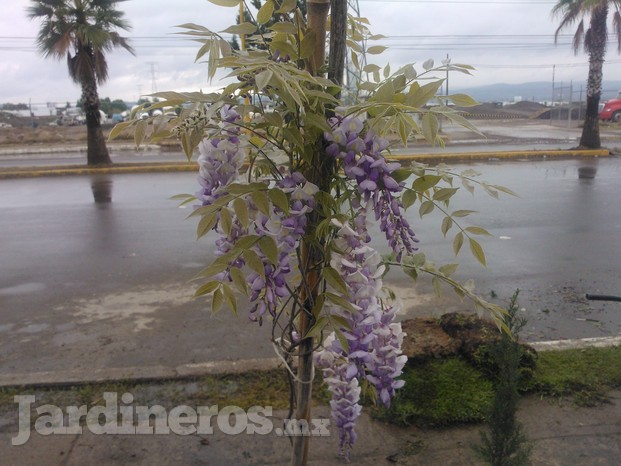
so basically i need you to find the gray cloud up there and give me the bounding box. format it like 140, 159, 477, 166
1, 0, 618, 105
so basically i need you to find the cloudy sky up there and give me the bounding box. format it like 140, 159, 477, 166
2, 0, 621, 106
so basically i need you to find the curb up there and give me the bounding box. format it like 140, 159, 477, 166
0, 149, 612, 179
1, 336, 618, 390
0, 162, 197, 179
0, 358, 282, 389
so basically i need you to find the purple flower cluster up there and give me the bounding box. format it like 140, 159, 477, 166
315, 218, 407, 455
197, 114, 318, 324
247, 173, 318, 324
324, 115, 419, 260
196, 105, 246, 206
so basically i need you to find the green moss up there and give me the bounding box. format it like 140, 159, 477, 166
376, 358, 494, 427
530, 346, 621, 405
0, 369, 328, 412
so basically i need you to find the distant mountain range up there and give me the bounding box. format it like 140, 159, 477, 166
453, 81, 621, 104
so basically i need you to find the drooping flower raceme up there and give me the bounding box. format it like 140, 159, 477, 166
246, 173, 318, 324
195, 106, 318, 325
324, 115, 419, 260
315, 217, 407, 458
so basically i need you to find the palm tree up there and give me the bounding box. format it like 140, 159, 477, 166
553, 0, 621, 149
28, 0, 134, 165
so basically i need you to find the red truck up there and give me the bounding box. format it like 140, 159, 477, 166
599, 91, 621, 121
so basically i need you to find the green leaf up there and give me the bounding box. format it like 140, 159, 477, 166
311, 294, 325, 319
108, 120, 134, 140
268, 188, 289, 214
367, 45, 388, 55
451, 209, 477, 218
251, 190, 271, 216
461, 177, 475, 195
134, 119, 146, 147
423, 58, 434, 70
407, 80, 443, 108
283, 127, 304, 150
448, 93, 479, 107
243, 249, 265, 278
306, 316, 327, 339
405, 252, 426, 267
231, 234, 261, 252
419, 200, 435, 217
208, 0, 240, 6
453, 231, 464, 255
412, 175, 442, 192
325, 292, 357, 313
197, 211, 218, 238
257, 0, 274, 25
258, 236, 278, 265
391, 168, 412, 183
323, 267, 349, 295
383, 63, 391, 79
439, 263, 459, 277
335, 329, 350, 353
194, 281, 220, 297
276, 0, 296, 13
432, 276, 442, 297
422, 112, 439, 144
433, 187, 459, 202
300, 30, 316, 60
403, 266, 418, 281
402, 189, 417, 209
469, 238, 487, 266
221, 23, 258, 35
212, 287, 224, 313
220, 208, 233, 236
194, 261, 228, 280
465, 226, 492, 236
255, 69, 273, 92
222, 283, 237, 314
304, 112, 331, 132
441, 216, 453, 237
490, 184, 519, 197
229, 267, 248, 296
269, 22, 297, 34
233, 198, 250, 229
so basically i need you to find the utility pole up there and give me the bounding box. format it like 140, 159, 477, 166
440, 54, 451, 132
551, 64, 555, 124
146, 62, 158, 95
568, 80, 573, 128
444, 53, 450, 97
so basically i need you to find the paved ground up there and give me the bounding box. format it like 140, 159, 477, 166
1, 386, 620, 464
1, 119, 620, 464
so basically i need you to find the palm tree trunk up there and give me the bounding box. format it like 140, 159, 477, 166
579, 5, 608, 149
82, 77, 112, 166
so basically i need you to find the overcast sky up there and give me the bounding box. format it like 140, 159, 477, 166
2, 0, 621, 106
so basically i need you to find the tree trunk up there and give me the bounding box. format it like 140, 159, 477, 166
291, 1, 331, 465
579, 5, 608, 149
82, 77, 112, 166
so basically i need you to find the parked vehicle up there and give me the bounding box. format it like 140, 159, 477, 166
599, 91, 621, 121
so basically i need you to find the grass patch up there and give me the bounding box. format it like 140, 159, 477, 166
375, 358, 494, 427
0, 369, 329, 412
530, 346, 621, 406
1, 346, 619, 428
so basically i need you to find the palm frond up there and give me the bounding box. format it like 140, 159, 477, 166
29, 0, 132, 84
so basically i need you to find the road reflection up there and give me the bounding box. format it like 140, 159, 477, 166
91, 175, 113, 205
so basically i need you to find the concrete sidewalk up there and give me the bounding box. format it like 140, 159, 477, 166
1, 386, 619, 465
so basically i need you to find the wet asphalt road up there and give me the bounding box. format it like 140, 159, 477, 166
0, 156, 620, 375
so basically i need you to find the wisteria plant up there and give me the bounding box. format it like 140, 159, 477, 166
112, 0, 511, 463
